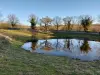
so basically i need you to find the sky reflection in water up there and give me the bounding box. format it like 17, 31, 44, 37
22, 39, 100, 61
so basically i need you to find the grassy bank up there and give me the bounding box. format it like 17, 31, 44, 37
0, 29, 100, 75
51, 31, 100, 41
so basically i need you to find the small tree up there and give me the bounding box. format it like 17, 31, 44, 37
29, 14, 37, 30
37, 18, 43, 31
53, 16, 62, 31
40, 16, 52, 31
63, 16, 73, 31
80, 15, 93, 32
7, 14, 19, 28
76, 16, 83, 31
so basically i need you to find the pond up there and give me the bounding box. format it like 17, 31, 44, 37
22, 38, 100, 61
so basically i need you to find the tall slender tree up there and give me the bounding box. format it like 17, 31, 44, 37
29, 14, 37, 30
63, 16, 73, 31
37, 19, 43, 31
29, 14, 38, 39
53, 16, 62, 31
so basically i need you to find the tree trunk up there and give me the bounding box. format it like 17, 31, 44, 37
84, 27, 88, 32
12, 24, 15, 28
67, 39, 70, 50
57, 24, 59, 31
65, 24, 67, 31
45, 24, 47, 32
68, 25, 70, 31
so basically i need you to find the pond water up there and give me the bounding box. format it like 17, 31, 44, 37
22, 39, 100, 61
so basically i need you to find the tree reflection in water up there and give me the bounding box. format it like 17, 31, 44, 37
80, 39, 91, 54
67, 39, 70, 50
63, 39, 73, 52
22, 38, 100, 61
40, 39, 53, 51
97, 39, 100, 42
54, 39, 62, 51
31, 39, 38, 52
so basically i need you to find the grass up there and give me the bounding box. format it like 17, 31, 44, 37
0, 22, 30, 29
0, 29, 100, 75
0, 29, 31, 42
51, 32, 100, 41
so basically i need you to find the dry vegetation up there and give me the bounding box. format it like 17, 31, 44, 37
0, 22, 30, 29
37, 24, 100, 32
0, 22, 100, 32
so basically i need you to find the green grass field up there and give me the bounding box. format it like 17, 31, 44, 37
0, 29, 100, 75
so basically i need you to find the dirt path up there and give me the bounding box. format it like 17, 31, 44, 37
0, 33, 12, 41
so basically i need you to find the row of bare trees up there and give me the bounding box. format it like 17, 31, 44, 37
0, 13, 97, 32
30, 15, 93, 32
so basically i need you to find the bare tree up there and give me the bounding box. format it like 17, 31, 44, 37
7, 14, 19, 28
63, 16, 73, 31
40, 16, 52, 31
75, 16, 83, 31
38, 19, 43, 31
53, 16, 62, 31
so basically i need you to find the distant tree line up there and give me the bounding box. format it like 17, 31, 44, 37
0, 12, 100, 32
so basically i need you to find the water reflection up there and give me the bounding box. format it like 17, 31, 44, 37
22, 39, 100, 61
53, 39, 62, 51
80, 39, 91, 54
40, 39, 53, 51
31, 39, 38, 52
63, 39, 73, 52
